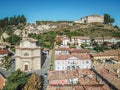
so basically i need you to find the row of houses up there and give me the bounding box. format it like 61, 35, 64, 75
56, 35, 120, 47
47, 32, 120, 89
91, 50, 120, 65
54, 47, 120, 71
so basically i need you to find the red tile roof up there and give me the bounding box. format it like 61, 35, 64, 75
49, 79, 69, 85
55, 48, 89, 54
48, 70, 78, 80
91, 50, 120, 57
55, 48, 69, 51
95, 64, 120, 89
0, 49, 9, 55
79, 76, 99, 85
70, 48, 89, 53
71, 36, 89, 40
46, 84, 109, 90
55, 54, 91, 60
77, 69, 94, 75
0, 75, 5, 90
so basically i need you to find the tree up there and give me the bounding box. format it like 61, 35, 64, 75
1, 56, 11, 70
20, 15, 27, 25
104, 14, 111, 24
5, 34, 22, 46
94, 45, 104, 52
23, 73, 41, 90
110, 18, 115, 24
104, 14, 115, 24
3, 70, 29, 90
55, 36, 62, 45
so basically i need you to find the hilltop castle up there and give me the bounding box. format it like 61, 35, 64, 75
74, 14, 104, 23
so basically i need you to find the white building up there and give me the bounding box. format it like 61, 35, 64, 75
55, 48, 70, 55
74, 14, 104, 23
55, 35, 70, 47
54, 54, 92, 70
15, 29, 41, 72
71, 36, 90, 46
94, 37, 120, 45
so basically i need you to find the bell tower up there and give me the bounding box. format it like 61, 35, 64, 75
22, 29, 28, 39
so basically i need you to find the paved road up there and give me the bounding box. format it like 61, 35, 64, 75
41, 52, 50, 90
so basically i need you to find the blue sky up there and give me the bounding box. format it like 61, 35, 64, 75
0, 0, 120, 26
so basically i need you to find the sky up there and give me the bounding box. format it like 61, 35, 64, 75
0, 0, 120, 26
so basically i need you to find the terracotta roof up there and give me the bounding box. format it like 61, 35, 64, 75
48, 69, 94, 80
55, 48, 69, 51
77, 69, 94, 75
84, 85, 109, 90
104, 41, 113, 44
94, 36, 120, 40
0, 49, 9, 55
0, 74, 5, 90
95, 64, 120, 89
71, 36, 89, 40
48, 70, 78, 80
70, 48, 89, 53
47, 69, 110, 90
55, 54, 91, 60
79, 76, 99, 85
46, 84, 109, 90
92, 50, 120, 57
49, 79, 69, 85
55, 48, 89, 54
111, 57, 120, 61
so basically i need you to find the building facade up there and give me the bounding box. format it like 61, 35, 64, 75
71, 36, 90, 46
15, 29, 41, 72
54, 54, 92, 70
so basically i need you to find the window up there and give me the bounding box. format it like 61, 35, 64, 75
86, 61, 89, 64
76, 66, 79, 69
68, 61, 70, 64
72, 66, 75, 70
24, 65, 28, 71
24, 52, 29, 56
67, 66, 70, 70
83, 61, 84, 64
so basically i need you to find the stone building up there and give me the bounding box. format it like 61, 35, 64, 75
15, 29, 41, 72
74, 14, 104, 23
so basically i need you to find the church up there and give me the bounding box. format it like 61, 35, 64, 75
15, 29, 41, 72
